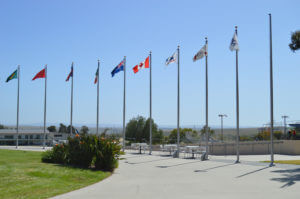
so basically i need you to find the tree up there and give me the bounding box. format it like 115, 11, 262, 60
289, 31, 300, 52
47, 125, 57, 132
0, 124, 4, 129
58, 123, 67, 133
67, 125, 77, 134
100, 128, 110, 137
125, 116, 146, 142
200, 126, 215, 139
125, 116, 160, 143
153, 129, 164, 144
168, 128, 187, 144
80, 126, 89, 135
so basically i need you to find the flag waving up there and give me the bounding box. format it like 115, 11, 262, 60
66, 65, 73, 81
6, 69, 18, 82
193, 44, 207, 62
111, 59, 125, 77
165, 52, 177, 65
32, 68, 46, 80
230, 32, 239, 51
133, 56, 149, 73
94, 68, 99, 84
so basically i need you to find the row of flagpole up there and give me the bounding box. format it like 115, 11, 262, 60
4, 14, 275, 165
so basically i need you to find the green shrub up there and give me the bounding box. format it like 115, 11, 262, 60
41, 134, 122, 171
67, 134, 97, 168
41, 144, 66, 164
95, 138, 121, 171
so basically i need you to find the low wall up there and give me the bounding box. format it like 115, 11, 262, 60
207, 140, 300, 155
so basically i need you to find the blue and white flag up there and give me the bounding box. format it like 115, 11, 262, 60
230, 32, 239, 51
165, 52, 177, 65
111, 58, 125, 77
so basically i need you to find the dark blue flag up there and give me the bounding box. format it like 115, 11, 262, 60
111, 59, 125, 77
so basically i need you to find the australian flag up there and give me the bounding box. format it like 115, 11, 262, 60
111, 59, 125, 77
165, 52, 177, 66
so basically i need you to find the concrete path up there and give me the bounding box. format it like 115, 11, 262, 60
52, 151, 300, 199
0, 145, 51, 151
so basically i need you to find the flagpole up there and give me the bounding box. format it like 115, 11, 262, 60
235, 26, 240, 163
205, 37, 209, 160
149, 51, 152, 155
122, 56, 126, 152
70, 62, 74, 135
43, 65, 47, 149
269, 13, 275, 167
96, 60, 100, 135
176, 45, 180, 158
16, 65, 20, 149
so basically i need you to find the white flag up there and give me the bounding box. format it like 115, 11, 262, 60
165, 52, 177, 65
230, 32, 239, 51
193, 44, 207, 62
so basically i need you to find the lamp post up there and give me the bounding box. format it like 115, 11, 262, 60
282, 115, 289, 138
218, 114, 227, 142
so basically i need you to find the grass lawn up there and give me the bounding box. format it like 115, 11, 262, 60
0, 149, 110, 199
263, 160, 300, 165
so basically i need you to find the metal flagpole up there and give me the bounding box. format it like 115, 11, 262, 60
43, 65, 47, 149
122, 56, 126, 152
282, 115, 288, 138
205, 37, 209, 160
176, 46, 180, 158
269, 13, 275, 167
235, 26, 240, 163
70, 62, 74, 135
149, 51, 152, 155
16, 65, 20, 149
97, 60, 100, 135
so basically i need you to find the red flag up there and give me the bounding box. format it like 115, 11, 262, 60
94, 68, 99, 84
66, 66, 73, 81
133, 56, 149, 74
32, 68, 46, 80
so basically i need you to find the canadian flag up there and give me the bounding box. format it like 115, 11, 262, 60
133, 56, 149, 73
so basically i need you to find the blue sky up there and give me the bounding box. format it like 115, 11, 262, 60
0, 0, 300, 128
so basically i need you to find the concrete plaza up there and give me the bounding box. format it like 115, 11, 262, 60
52, 151, 300, 199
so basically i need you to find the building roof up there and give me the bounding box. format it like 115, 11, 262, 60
0, 129, 50, 135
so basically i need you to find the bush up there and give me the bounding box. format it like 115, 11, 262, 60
42, 134, 122, 171
67, 134, 97, 168
95, 137, 121, 171
41, 144, 66, 164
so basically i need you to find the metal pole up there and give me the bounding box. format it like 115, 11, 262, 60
282, 115, 288, 138
235, 26, 240, 163
43, 65, 47, 149
269, 13, 275, 167
176, 46, 180, 158
149, 52, 152, 155
219, 114, 227, 142
16, 65, 20, 149
70, 62, 73, 135
122, 56, 126, 152
205, 37, 209, 160
220, 115, 224, 142
97, 60, 100, 135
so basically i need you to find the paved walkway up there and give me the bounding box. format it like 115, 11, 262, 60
0, 145, 51, 151
52, 151, 300, 199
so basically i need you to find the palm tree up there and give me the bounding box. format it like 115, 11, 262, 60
289, 31, 300, 52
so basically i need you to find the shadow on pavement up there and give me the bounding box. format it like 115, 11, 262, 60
194, 163, 236, 173
236, 166, 269, 178
126, 157, 174, 165
156, 160, 202, 168
271, 168, 300, 188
